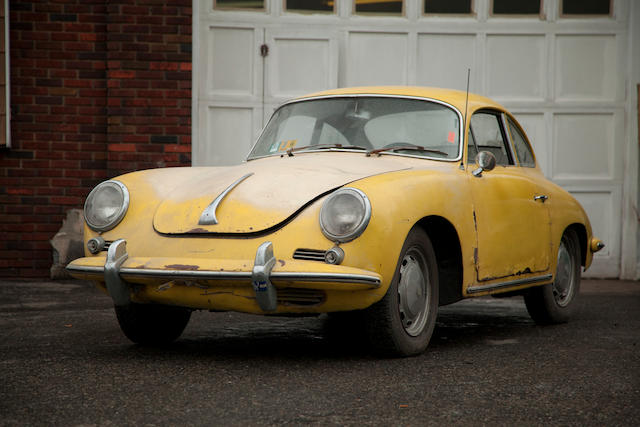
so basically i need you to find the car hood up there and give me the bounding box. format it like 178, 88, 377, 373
153, 152, 412, 235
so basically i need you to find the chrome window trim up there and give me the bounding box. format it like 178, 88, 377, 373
499, 112, 518, 167
84, 180, 130, 232
246, 94, 464, 163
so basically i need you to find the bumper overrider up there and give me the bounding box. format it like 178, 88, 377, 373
66, 239, 382, 313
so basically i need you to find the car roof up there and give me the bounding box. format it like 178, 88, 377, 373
297, 86, 505, 115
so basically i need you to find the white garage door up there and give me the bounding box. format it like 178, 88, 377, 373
193, 0, 639, 279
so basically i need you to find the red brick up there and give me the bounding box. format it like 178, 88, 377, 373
108, 70, 135, 79
79, 33, 99, 41
51, 32, 78, 41
164, 144, 190, 153
108, 143, 136, 152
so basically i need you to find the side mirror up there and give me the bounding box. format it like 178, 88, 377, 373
472, 151, 496, 177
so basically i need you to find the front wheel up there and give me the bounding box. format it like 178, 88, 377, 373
524, 229, 581, 324
115, 303, 192, 345
364, 227, 439, 357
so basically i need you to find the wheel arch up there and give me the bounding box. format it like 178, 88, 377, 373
565, 223, 588, 267
415, 215, 463, 306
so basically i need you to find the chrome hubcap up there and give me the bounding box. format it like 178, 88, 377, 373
397, 248, 429, 337
553, 239, 575, 307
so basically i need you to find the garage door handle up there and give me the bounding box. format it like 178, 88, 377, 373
534, 195, 548, 203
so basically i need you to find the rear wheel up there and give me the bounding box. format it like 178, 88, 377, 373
115, 303, 192, 345
524, 229, 581, 324
364, 227, 439, 357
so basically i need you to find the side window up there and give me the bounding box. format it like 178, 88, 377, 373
468, 112, 513, 166
506, 116, 536, 167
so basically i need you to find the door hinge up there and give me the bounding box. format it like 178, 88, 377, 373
260, 44, 269, 57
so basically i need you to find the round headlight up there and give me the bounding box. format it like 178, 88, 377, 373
319, 188, 371, 243
84, 180, 129, 232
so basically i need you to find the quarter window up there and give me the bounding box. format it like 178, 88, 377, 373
506, 116, 536, 167
468, 112, 513, 166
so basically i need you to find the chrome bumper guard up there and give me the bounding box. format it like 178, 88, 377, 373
105, 239, 130, 306
252, 242, 277, 311
70, 239, 381, 311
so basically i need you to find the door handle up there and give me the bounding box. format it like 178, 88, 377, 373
534, 195, 548, 203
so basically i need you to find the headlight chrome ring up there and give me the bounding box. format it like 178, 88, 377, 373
319, 187, 371, 243
84, 180, 130, 232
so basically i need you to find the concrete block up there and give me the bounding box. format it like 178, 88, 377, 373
50, 209, 85, 279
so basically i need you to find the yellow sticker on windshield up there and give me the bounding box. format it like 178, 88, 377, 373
278, 139, 297, 151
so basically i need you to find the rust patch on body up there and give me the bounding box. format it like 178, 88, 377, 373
187, 228, 209, 233
156, 283, 173, 292
165, 264, 200, 271
278, 259, 285, 267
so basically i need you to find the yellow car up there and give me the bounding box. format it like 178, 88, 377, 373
67, 86, 604, 357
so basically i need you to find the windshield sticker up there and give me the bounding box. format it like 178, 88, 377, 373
272, 139, 297, 152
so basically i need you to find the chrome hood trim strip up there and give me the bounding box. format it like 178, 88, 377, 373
198, 172, 254, 225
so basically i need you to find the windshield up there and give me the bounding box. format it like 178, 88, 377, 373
247, 96, 461, 160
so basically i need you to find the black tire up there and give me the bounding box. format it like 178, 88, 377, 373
115, 303, 192, 345
363, 227, 439, 357
524, 229, 581, 325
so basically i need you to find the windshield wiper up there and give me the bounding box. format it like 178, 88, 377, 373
367, 144, 449, 157
285, 144, 368, 156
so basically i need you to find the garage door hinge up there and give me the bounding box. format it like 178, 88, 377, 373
260, 44, 269, 57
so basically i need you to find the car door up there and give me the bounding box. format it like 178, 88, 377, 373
467, 110, 551, 282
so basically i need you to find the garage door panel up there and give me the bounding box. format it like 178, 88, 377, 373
486, 35, 545, 101
267, 35, 337, 100
346, 32, 408, 86
568, 190, 621, 278
196, 106, 259, 166
416, 34, 476, 91
204, 26, 259, 98
552, 113, 615, 181
555, 35, 618, 102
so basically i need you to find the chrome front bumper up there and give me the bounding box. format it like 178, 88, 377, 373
66, 239, 381, 312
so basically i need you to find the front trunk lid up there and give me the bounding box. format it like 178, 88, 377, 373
152, 153, 411, 234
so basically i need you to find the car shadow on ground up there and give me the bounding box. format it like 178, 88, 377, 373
97, 296, 552, 361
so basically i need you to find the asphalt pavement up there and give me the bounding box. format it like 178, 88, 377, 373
0, 278, 638, 426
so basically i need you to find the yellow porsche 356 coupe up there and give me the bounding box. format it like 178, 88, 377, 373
67, 86, 604, 357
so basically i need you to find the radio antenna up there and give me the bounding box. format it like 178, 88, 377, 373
464, 68, 480, 166
464, 68, 470, 133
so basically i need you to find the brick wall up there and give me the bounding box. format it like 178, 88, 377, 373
0, 0, 192, 278
106, 1, 191, 176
